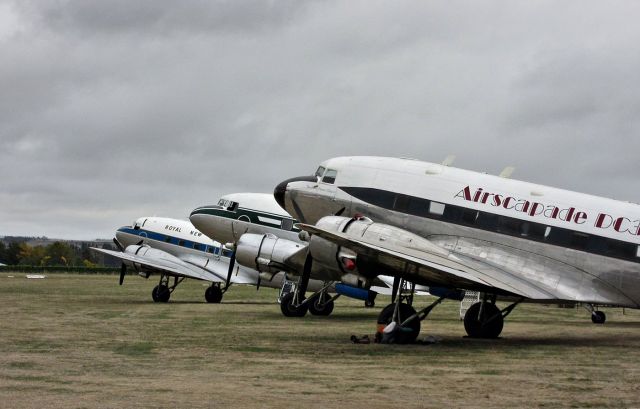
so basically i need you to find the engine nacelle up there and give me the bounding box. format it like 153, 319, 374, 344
307, 215, 449, 279
235, 233, 307, 275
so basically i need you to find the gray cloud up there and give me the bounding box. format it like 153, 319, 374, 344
2, 0, 640, 239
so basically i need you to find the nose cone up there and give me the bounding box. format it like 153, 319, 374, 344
273, 175, 317, 211
190, 205, 235, 244
274, 180, 288, 210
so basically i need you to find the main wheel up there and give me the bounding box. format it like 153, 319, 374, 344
280, 292, 308, 317
376, 303, 420, 344
364, 299, 375, 308
308, 295, 334, 316
591, 310, 606, 324
205, 286, 223, 303
152, 285, 171, 303
464, 302, 503, 338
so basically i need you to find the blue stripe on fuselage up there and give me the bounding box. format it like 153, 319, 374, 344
117, 227, 233, 257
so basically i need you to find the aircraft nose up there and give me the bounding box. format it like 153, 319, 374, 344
274, 180, 288, 210
274, 175, 318, 210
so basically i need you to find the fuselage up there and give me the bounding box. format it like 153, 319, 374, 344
275, 156, 640, 307
190, 193, 300, 248
116, 216, 232, 260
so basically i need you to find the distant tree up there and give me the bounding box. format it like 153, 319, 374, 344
45, 242, 76, 266
0, 242, 6, 264
18, 243, 46, 266
5, 242, 23, 265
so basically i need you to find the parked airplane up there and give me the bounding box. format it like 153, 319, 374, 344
91, 217, 323, 304
190, 193, 417, 317
270, 156, 640, 342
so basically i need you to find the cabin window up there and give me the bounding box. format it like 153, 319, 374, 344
475, 212, 499, 230
164, 236, 171, 243
222, 248, 233, 257
393, 195, 410, 212
206, 246, 214, 254
193, 243, 201, 251
569, 232, 589, 250
636, 246, 640, 258
281, 218, 294, 231
178, 240, 185, 247
428, 201, 446, 217
606, 240, 636, 258
322, 169, 337, 184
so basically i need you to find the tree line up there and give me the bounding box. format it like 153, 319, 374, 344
0, 240, 117, 267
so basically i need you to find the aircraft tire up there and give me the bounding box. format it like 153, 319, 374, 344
308, 296, 334, 316
152, 285, 171, 303
364, 299, 375, 308
280, 292, 308, 317
591, 311, 606, 324
464, 302, 503, 338
376, 303, 420, 344
205, 286, 223, 303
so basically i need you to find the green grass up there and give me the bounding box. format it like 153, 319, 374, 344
1, 273, 640, 408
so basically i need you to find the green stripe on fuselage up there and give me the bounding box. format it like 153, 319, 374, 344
192, 206, 300, 232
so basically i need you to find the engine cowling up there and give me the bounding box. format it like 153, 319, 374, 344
235, 233, 307, 275
307, 215, 449, 284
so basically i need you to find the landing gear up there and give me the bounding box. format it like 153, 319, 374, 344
377, 303, 420, 344
364, 299, 375, 308
376, 276, 446, 344
592, 311, 606, 324
463, 298, 522, 338
585, 304, 606, 324
280, 292, 308, 317
205, 284, 223, 303
308, 292, 335, 316
463, 302, 503, 338
151, 274, 183, 303
152, 285, 171, 302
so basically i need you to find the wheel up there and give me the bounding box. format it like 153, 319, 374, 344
205, 286, 223, 303
591, 310, 606, 324
464, 302, 503, 338
364, 299, 375, 308
152, 285, 171, 303
308, 295, 334, 316
280, 292, 308, 317
376, 303, 420, 344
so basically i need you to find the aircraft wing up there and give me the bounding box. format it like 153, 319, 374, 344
298, 224, 559, 300
91, 247, 255, 284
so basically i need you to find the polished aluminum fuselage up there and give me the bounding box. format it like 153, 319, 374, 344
280, 157, 640, 308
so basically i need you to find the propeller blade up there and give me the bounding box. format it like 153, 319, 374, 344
119, 263, 126, 285
113, 237, 124, 252
226, 251, 236, 289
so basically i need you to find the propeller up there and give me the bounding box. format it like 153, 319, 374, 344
119, 263, 127, 286
113, 237, 124, 252
225, 250, 236, 290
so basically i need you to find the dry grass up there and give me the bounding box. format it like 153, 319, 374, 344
1, 274, 640, 408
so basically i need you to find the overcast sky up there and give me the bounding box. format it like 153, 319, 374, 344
1, 1, 640, 240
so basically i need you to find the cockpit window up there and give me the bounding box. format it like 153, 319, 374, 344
217, 198, 239, 212
322, 169, 337, 184
315, 166, 326, 178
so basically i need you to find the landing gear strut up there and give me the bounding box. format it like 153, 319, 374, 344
151, 274, 184, 303
585, 304, 606, 324
463, 296, 522, 338
376, 277, 446, 344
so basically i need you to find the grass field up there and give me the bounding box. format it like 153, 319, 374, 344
1, 274, 640, 408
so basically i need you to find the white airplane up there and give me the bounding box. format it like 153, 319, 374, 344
189, 193, 420, 317
268, 156, 640, 342
91, 215, 388, 313
91, 217, 318, 304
